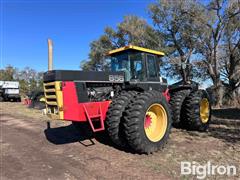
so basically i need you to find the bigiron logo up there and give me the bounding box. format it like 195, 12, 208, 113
181, 161, 238, 179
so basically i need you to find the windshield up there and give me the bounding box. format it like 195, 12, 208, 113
111, 52, 143, 81
111, 54, 130, 72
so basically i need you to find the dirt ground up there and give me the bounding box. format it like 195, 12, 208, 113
0, 102, 239, 180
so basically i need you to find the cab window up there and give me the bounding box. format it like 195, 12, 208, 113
146, 54, 158, 78
129, 53, 143, 80
111, 52, 143, 81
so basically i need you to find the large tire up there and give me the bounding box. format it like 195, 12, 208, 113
123, 91, 172, 154
105, 91, 137, 147
182, 90, 211, 131
169, 90, 190, 128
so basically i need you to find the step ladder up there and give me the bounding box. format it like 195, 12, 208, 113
83, 103, 105, 132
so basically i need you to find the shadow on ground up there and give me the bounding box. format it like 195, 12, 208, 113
185, 108, 240, 143
44, 122, 134, 153
44, 122, 119, 147
209, 108, 240, 143
208, 125, 240, 143
212, 108, 240, 120
44, 123, 95, 146
179, 124, 240, 146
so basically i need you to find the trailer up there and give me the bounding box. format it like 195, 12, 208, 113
0, 81, 21, 102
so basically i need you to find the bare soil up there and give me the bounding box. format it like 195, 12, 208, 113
0, 102, 239, 180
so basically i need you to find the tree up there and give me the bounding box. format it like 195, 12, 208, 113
149, 0, 205, 81
220, 0, 240, 106
149, 0, 239, 107
81, 33, 114, 71
35, 72, 44, 91
0, 65, 17, 81
191, 0, 240, 107
81, 15, 162, 71
0, 65, 44, 96
15, 67, 43, 95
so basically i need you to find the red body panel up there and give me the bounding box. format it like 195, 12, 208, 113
61, 81, 170, 131
62, 81, 111, 122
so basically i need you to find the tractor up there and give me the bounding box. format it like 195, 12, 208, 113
27, 90, 46, 110
43, 43, 211, 154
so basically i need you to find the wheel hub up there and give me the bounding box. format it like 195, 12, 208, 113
144, 114, 152, 128
200, 98, 210, 123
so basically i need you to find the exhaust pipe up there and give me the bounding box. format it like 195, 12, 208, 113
48, 39, 53, 71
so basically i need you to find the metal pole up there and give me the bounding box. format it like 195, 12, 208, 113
48, 39, 53, 71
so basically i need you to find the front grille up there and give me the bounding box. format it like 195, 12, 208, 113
44, 82, 58, 105
43, 81, 63, 119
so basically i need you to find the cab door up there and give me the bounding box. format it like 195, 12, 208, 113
146, 54, 159, 81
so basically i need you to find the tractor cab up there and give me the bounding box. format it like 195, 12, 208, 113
107, 45, 165, 82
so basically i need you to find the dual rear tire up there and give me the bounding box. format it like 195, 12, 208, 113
169, 90, 190, 128
170, 89, 211, 131
182, 90, 211, 131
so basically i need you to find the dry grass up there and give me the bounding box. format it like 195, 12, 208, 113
1, 102, 48, 120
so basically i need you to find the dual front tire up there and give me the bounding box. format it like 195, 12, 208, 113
105, 91, 172, 154
105, 91, 137, 147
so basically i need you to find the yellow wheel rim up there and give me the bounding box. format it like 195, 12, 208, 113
144, 103, 168, 142
200, 98, 210, 123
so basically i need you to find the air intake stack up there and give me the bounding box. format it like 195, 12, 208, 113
48, 39, 53, 71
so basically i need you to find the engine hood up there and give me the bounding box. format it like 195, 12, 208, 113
43, 70, 125, 83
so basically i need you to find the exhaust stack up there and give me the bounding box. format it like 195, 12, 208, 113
48, 39, 53, 71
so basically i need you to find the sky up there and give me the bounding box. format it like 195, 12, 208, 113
1, 0, 156, 72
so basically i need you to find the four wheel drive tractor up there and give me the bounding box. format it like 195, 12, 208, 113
43, 45, 211, 154
26, 91, 46, 110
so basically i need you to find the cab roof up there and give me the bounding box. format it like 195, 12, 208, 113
107, 45, 165, 56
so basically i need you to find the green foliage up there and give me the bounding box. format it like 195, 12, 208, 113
0, 65, 17, 81
149, 0, 207, 81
